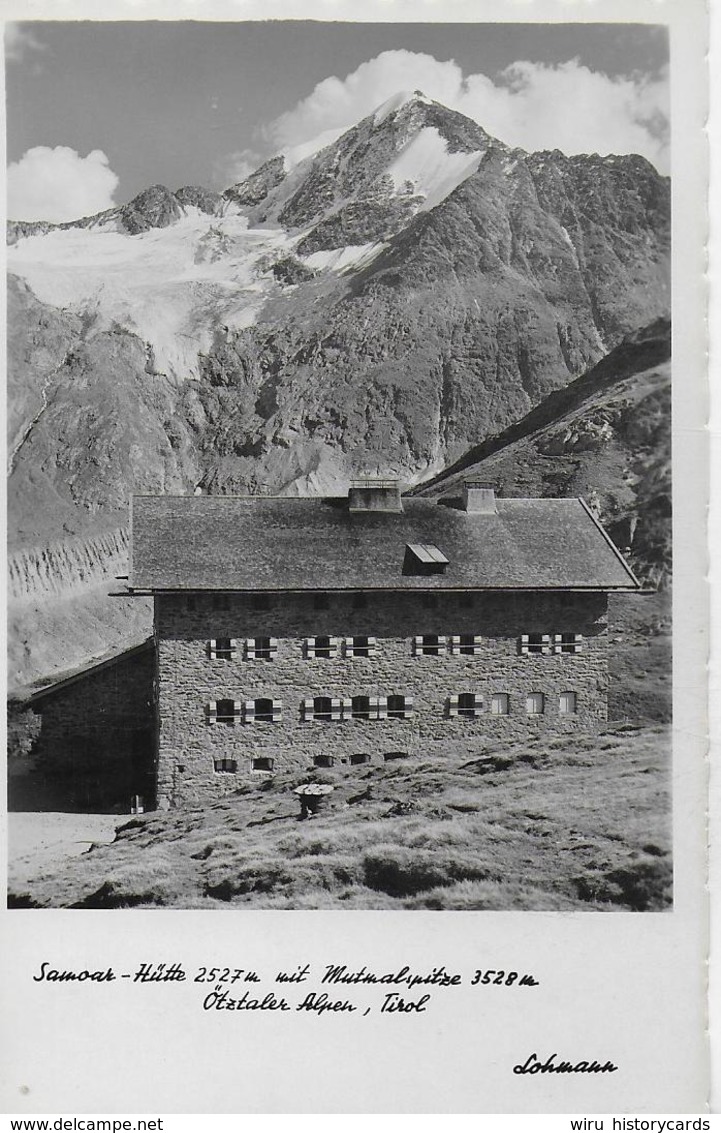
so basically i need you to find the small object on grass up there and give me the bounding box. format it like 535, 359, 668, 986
293, 782, 335, 819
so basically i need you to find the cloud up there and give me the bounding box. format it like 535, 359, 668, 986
7, 146, 120, 223
264, 50, 669, 173
5, 23, 47, 63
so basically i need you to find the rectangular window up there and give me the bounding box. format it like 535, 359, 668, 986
413, 634, 447, 656
387, 694, 413, 719
207, 699, 240, 725
303, 696, 347, 722
305, 636, 340, 659
449, 634, 483, 656
554, 633, 584, 654
344, 635, 377, 658
252, 757, 274, 772
350, 752, 370, 765
559, 692, 577, 714
448, 693, 482, 718
314, 755, 335, 768
491, 693, 509, 715
520, 634, 552, 655
243, 698, 282, 723
526, 692, 545, 715
214, 758, 237, 773
208, 638, 238, 660
245, 637, 278, 660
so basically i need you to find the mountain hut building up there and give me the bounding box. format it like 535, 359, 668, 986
126, 480, 642, 811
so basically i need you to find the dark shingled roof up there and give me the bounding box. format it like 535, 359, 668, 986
128, 495, 640, 592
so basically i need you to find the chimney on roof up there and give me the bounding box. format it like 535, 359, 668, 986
348, 477, 403, 513
462, 481, 497, 514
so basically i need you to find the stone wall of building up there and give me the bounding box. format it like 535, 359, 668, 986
155, 590, 608, 809
34, 644, 155, 811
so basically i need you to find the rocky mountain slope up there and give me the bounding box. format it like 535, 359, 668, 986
7, 91, 670, 685
414, 318, 671, 585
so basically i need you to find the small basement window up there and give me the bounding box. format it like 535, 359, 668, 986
345, 635, 376, 658
414, 634, 446, 656
252, 757, 274, 772
490, 693, 510, 716
350, 753, 371, 765
214, 758, 238, 773
559, 691, 577, 715
208, 637, 237, 660
526, 692, 545, 715
314, 755, 335, 768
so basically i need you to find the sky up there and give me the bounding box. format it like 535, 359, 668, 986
5, 20, 670, 223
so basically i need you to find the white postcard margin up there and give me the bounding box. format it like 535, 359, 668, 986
0, 0, 711, 1115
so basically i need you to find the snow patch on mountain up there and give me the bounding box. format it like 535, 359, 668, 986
373, 89, 433, 125
386, 127, 483, 211
8, 213, 298, 380
302, 241, 385, 273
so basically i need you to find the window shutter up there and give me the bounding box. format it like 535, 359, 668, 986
329, 637, 340, 657
207, 700, 217, 725
376, 695, 388, 720
303, 698, 315, 722
245, 638, 257, 660
520, 634, 530, 655
342, 697, 353, 719
243, 700, 255, 722
413, 635, 423, 656
330, 697, 343, 721
541, 634, 552, 655
448, 694, 459, 718
553, 634, 563, 654
367, 636, 377, 656
229, 639, 238, 660
574, 634, 583, 651
208, 639, 217, 658
269, 637, 278, 659
471, 694, 480, 717
305, 638, 316, 659
437, 636, 447, 650
271, 700, 282, 723
404, 695, 414, 718
344, 637, 354, 654
450, 635, 460, 656
473, 635, 483, 652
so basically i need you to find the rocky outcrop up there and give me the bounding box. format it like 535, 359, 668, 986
414, 319, 671, 584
